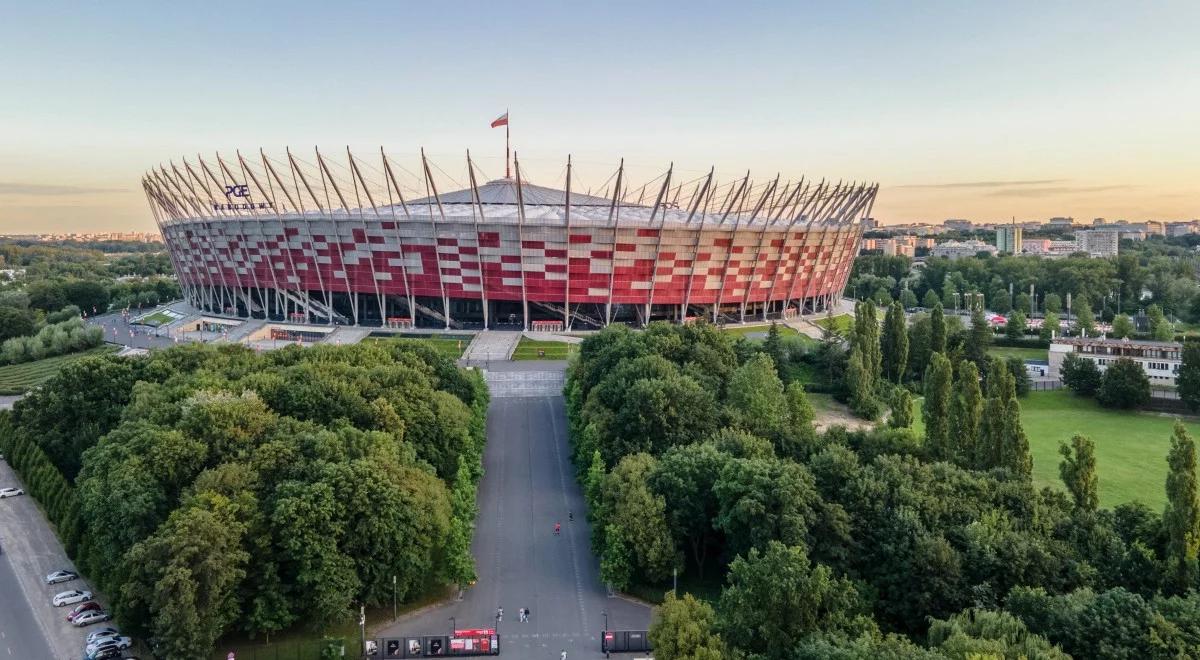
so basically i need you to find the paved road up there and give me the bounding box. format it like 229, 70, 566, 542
378, 375, 650, 659
89, 312, 180, 350
0, 459, 106, 660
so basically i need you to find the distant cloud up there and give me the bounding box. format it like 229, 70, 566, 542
0, 182, 128, 196
986, 185, 1132, 198
894, 179, 1065, 190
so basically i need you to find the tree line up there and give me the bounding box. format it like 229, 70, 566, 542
567, 320, 1200, 659
0, 341, 487, 659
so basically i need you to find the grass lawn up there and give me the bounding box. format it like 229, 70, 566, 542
987, 346, 1048, 361
135, 310, 177, 326
512, 337, 579, 361
909, 390, 1182, 509
1021, 390, 1195, 510
0, 346, 118, 395
372, 336, 469, 359
721, 323, 799, 339
813, 314, 854, 336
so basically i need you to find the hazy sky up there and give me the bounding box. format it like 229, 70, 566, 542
1, 1, 1197, 232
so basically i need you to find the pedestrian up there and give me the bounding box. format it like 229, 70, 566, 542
560, 649, 567, 660
525, 607, 531, 622
496, 606, 503, 622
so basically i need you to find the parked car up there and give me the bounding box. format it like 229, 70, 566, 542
45, 569, 79, 584
86, 636, 131, 654
0, 487, 23, 498
85, 627, 120, 645
85, 646, 122, 660
67, 601, 102, 621
73, 610, 112, 627
52, 589, 92, 606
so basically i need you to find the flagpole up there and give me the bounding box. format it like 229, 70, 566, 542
505, 108, 511, 179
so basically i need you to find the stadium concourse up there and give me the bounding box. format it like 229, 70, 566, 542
142, 148, 874, 332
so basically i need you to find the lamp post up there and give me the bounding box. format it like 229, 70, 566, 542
392, 575, 397, 621
602, 610, 610, 659
358, 604, 366, 660
450, 616, 456, 636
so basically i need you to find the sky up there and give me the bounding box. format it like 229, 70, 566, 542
0, 1, 1197, 232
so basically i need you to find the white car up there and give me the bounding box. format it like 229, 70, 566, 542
0, 487, 23, 498
45, 569, 79, 584
73, 610, 111, 627
86, 635, 132, 654
52, 589, 92, 606
86, 633, 121, 648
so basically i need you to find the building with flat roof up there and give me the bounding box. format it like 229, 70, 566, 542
1075, 229, 1120, 257
996, 225, 1023, 254
931, 240, 997, 259
1049, 337, 1181, 386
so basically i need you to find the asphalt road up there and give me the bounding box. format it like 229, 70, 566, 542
89, 312, 179, 350
378, 376, 650, 659
0, 459, 106, 660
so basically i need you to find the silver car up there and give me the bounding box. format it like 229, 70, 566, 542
52, 589, 92, 606
86, 635, 131, 654
73, 610, 112, 627
0, 487, 23, 498
45, 569, 79, 584
85, 627, 120, 645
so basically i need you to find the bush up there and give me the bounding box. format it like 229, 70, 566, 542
1096, 358, 1151, 409
0, 317, 102, 366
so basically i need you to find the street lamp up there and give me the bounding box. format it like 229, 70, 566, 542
450, 616, 456, 636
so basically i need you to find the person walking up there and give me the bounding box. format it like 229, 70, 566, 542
496, 606, 503, 623
560, 650, 567, 660
524, 607, 531, 622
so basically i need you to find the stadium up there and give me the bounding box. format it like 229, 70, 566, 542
142, 148, 874, 331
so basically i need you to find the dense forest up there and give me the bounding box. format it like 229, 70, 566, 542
0, 341, 487, 659
567, 321, 1200, 659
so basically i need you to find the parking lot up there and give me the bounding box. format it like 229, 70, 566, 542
0, 458, 115, 660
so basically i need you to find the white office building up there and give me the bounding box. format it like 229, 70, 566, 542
1049, 337, 1182, 386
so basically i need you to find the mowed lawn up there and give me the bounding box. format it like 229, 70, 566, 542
372, 336, 469, 359
813, 314, 854, 336
0, 346, 118, 394
907, 390, 1182, 509
987, 346, 1047, 361
512, 337, 578, 360
1021, 390, 1192, 510
721, 323, 799, 339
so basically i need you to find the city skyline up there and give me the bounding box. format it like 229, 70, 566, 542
1, 1, 1197, 233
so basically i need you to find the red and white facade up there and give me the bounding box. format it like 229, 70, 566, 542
142, 150, 874, 329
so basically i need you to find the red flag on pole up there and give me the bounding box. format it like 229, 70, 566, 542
490, 112, 509, 128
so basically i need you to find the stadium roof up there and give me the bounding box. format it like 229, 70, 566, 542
407, 177, 618, 207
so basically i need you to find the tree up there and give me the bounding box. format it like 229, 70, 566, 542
923, 353, 954, 462
880, 302, 909, 383
964, 307, 992, 369
1060, 353, 1102, 396
923, 289, 941, 310
0, 307, 34, 342
1040, 311, 1060, 342
780, 382, 819, 460
1148, 304, 1174, 341
930, 302, 946, 356
725, 353, 788, 440
1005, 310, 1027, 341
1044, 292, 1063, 314
1074, 294, 1095, 337
1179, 339, 1200, 413
900, 288, 918, 309
718, 541, 866, 658
950, 361, 982, 467
714, 458, 821, 559
1096, 358, 1151, 409
1059, 434, 1098, 513
650, 443, 728, 578
648, 592, 726, 660
853, 301, 882, 387
763, 322, 785, 376
611, 375, 719, 461
979, 360, 1031, 477
846, 348, 880, 420
1015, 292, 1032, 316
927, 609, 1069, 660
1163, 421, 1199, 593
1007, 356, 1031, 397
889, 388, 913, 429
1111, 314, 1135, 339
603, 453, 678, 584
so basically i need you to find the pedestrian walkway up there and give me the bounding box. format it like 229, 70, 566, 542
462, 331, 522, 362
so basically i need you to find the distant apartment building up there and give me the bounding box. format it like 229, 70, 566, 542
1047, 217, 1075, 229
1023, 239, 1079, 257
861, 217, 877, 230
1075, 229, 1120, 257
944, 219, 973, 231
1048, 337, 1182, 387
1092, 217, 1107, 226
1166, 221, 1199, 237
931, 240, 997, 259
996, 225, 1023, 254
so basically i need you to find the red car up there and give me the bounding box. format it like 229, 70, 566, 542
67, 601, 102, 621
